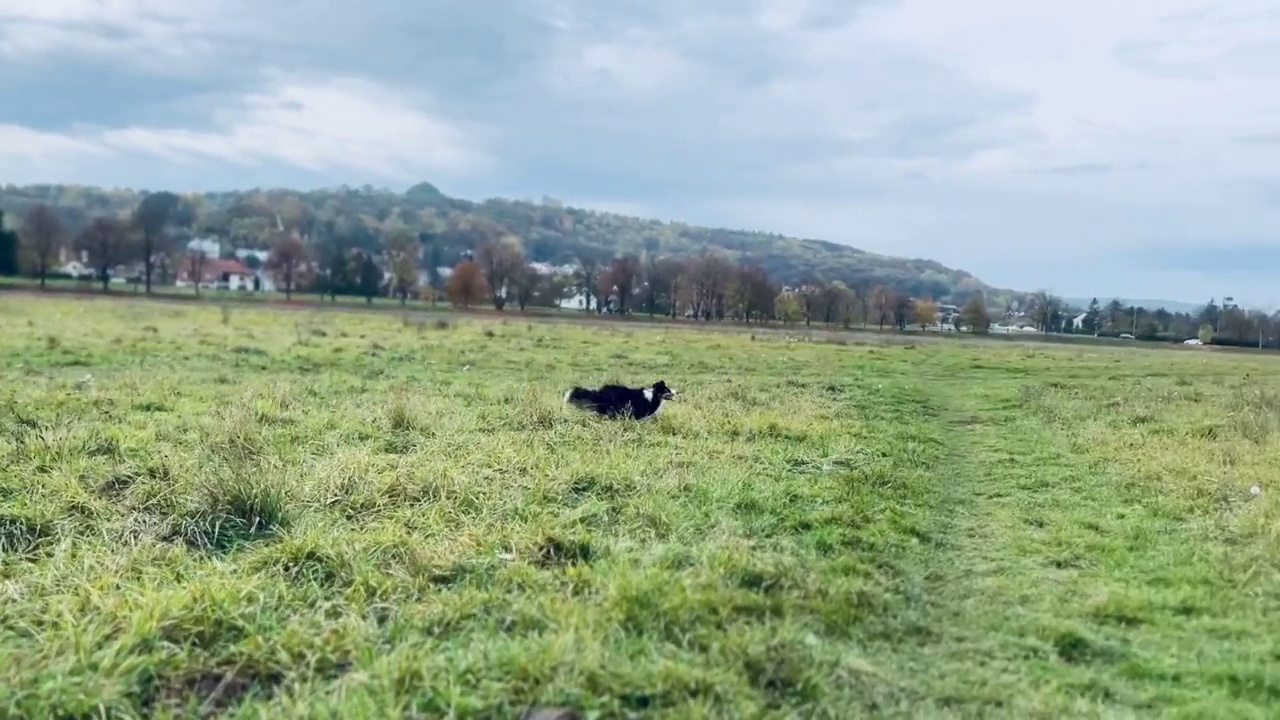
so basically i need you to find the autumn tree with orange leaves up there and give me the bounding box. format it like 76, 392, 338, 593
446, 259, 488, 308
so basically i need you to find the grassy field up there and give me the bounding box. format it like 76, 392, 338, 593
1, 278, 1213, 356
1, 295, 1278, 718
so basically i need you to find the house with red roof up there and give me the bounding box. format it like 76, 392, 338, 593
175, 257, 261, 291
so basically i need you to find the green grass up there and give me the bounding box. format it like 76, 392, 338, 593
2, 277, 1215, 356
1, 295, 1278, 718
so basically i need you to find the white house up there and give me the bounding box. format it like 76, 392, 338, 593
991, 323, 1039, 333
57, 260, 95, 279
54, 248, 94, 279
560, 291, 591, 310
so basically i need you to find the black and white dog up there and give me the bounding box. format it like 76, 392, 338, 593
563, 380, 676, 419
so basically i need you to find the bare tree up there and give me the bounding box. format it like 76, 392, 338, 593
641, 256, 681, 317
730, 263, 777, 323
266, 234, 309, 300
186, 244, 209, 297
76, 216, 132, 292
313, 220, 353, 301
599, 255, 641, 314
871, 286, 892, 330
382, 229, 420, 305
1029, 290, 1061, 333
853, 283, 871, 328
20, 203, 64, 290
475, 238, 524, 310
511, 263, 542, 311
796, 279, 825, 326
681, 252, 734, 321
132, 191, 180, 294
892, 291, 911, 330
574, 251, 602, 313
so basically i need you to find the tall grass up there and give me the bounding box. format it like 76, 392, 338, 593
0, 295, 1277, 717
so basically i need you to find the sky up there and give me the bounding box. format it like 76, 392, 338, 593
1, 0, 1278, 307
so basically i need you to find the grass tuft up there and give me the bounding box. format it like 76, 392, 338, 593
166, 470, 292, 552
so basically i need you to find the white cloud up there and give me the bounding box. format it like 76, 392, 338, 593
0, 74, 494, 184
93, 75, 494, 179
540, 31, 708, 103
0, 125, 109, 162
864, 0, 1280, 175
0, 0, 240, 71
1, 0, 1279, 303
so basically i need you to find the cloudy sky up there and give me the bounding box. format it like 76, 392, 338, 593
2, 0, 1278, 306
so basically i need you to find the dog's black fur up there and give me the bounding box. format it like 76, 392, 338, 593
563, 380, 676, 419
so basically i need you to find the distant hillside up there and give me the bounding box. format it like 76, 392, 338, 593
0, 182, 1016, 304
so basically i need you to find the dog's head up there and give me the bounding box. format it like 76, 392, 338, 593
652, 380, 677, 400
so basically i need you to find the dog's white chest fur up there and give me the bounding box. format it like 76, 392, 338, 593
642, 386, 663, 414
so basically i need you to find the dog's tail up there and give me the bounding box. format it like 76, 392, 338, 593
563, 387, 599, 411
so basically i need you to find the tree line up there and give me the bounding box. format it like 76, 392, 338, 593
0, 181, 1014, 306
3, 195, 1274, 348
445, 245, 997, 333
1000, 291, 1280, 348
1, 196, 1004, 329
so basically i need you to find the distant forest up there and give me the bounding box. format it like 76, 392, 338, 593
0, 182, 1010, 304
0, 182, 1271, 347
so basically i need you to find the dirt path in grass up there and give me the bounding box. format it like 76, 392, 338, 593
878, 372, 1280, 716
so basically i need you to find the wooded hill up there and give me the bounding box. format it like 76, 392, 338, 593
0, 182, 1016, 305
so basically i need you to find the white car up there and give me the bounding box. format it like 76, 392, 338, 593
1184, 338, 1204, 345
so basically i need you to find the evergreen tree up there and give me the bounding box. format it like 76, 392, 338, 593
358, 252, 381, 304
0, 210, 19, 276
1082, 297, 1101, 333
